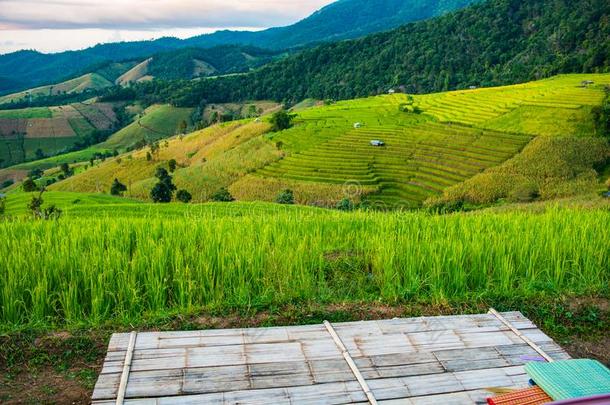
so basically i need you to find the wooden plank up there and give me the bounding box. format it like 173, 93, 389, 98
489, 308, 554, 362
116, 331, 137, 405
324, 320, 378, 405
93, 380, 368, 405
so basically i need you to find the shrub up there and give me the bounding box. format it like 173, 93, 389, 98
110, 179, 128, 196
211, 188, 235, 202
269, 110, 295, 132
336, 198, 354, 211
28, 169, 43, 180
176, 190, 193, 203
60, 163, 73, 178
276, 189, 295, 205
0, 196, 5, 215
22, 178, 38, 192
168, 159, 177, 173
1, 179, 14, 189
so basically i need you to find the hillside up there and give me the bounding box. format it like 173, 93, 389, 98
115, 59, 153, 86
50, 74, 610, 207
100, 104, 193, 151
0, 73, 113, 104
162, 0, 610, 106
0, 0, 480, 94
0, 101, 123, 168
182, 0, 482, 50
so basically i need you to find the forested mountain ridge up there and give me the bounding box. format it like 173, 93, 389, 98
182, 0, 483, 50
0, 0, 481, 95
149, 0, 610, 106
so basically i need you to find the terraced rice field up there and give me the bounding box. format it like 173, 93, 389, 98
255, 74, 610, 207
0, 102, 120, 167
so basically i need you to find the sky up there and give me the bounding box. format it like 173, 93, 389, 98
0, 0, 336, 54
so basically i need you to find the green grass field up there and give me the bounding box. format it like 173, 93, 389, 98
0, 199, 607, 328
0, 107, 51, 119
100, 104, 193, 150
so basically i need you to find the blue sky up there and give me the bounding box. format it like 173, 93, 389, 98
0, 0, 335, 54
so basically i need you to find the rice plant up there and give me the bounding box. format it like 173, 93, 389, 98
0, 206, 607, 329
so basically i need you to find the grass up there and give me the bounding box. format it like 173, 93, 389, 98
0, 107, 51, 119
100, 104, 193, 150
3, 191, 141, 216
0, 202, 608, 329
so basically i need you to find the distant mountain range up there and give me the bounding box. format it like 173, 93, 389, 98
0, 0, 482, 95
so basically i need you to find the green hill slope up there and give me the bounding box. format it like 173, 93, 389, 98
100, 105, 193, 151
0, 73, 113, 104
50, 74, 610, 207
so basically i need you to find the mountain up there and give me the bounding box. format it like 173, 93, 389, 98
182, 0, 483, 50
161, 0, 610, 106
144, 46, 280, 81
0, 0, 481, 95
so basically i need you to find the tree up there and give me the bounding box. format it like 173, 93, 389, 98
179, 120, 188, 134
168, 159, 177, 173
211, 187, 235, 202
60, 163, 73, 177
276, 189, 295, 205
28, 191, 62, 220
150, 167, 176, 203
28, 192, 44, 217
176, 189, 192, 203
269, 110, 295, 132
35, 148, 45, 160
110, 179, 128, 196
149, 141, 160, 160
28, 168, 43, 180
22, 178, 38, 192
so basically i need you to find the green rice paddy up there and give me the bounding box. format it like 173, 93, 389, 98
0, 198, 607, 329
255, 74, 610, 207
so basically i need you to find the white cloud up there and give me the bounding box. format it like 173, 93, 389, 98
0, 0, 336, 30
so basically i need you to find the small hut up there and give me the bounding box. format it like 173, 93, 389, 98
370, 140, 385, 147
353, 122, 362, 129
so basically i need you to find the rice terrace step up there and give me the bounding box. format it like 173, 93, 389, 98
92, 311, 571, 404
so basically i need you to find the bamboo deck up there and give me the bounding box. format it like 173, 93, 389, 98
92, 311, 570, 404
